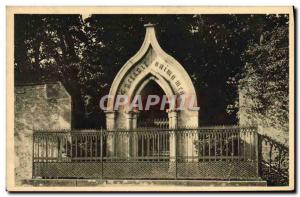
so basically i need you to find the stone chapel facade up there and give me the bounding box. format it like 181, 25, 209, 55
105, 24, 199, 130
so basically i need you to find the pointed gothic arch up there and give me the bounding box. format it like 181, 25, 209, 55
105, 24, 199, 130
129, 72, 175, 104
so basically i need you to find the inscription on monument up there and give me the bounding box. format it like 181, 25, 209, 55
119, 62, 149, 94
154, 61, 185, 95
118, 60, 185, 96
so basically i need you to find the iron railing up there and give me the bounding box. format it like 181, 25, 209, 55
258, 134, 289, 186
32, 127, 259, 180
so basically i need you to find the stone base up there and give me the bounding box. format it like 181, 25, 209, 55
22, 179, 267, 187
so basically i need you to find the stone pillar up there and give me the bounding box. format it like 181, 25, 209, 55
241, 128, 258, 161
168, 110, 178, 129
105, 110, 140, 159
104, 111, 116, 157
177, 110, 199, 162
113, 112, 130, 159
168, 110, 177, 162
105, 110, 116, 130
177, 129, 198, 161
177, 110, 199, 128
127, 111, 139, 129
127, 111, 139, 158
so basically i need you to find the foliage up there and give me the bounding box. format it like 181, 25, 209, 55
238, 22, 289, 142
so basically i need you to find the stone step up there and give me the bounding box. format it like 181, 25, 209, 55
23, 179, 267, 187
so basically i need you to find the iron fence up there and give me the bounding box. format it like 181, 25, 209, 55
32, 127, 259, 180
258, 134, 289, 186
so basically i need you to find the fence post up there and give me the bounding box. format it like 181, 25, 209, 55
32, 132, 35, 179
175, 129, 177, 179
100, 128, 103, 179
255, 129, 260, 178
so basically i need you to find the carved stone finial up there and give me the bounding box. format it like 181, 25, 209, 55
144, 23, 155, 28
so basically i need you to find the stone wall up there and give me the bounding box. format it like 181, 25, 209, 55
14, 82, 71, 184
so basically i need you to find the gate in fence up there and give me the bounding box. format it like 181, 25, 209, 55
137, 118, 169, 128
32, 127, 259, 180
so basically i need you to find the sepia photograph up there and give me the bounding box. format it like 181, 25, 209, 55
6, 6, 295, 192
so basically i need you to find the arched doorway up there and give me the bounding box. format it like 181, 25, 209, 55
137, 80, 169, 128
135, 79, 170, 159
